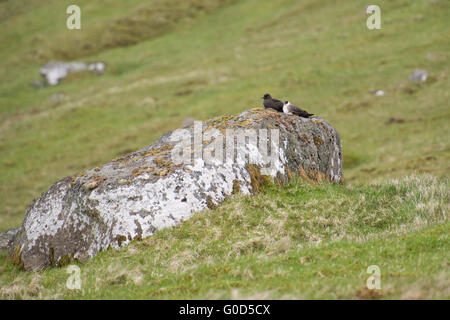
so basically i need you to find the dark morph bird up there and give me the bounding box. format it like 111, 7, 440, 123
262, 93, 284, 112
283, 101, 314, 118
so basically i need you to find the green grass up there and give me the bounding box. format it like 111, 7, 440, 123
0, 0, 449, 299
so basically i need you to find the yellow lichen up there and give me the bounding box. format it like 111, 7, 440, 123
313, 134, 323, 147
159, 169, 169, 177
206, 196, 217, 210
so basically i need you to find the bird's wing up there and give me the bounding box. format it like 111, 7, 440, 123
272, 98, 283, 104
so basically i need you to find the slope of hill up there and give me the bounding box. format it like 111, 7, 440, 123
0, 0, 449, 299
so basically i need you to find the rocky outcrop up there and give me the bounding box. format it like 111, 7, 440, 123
9, 108, 343, 271
39, 61, 106, 86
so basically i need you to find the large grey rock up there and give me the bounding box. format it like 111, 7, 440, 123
0, 228, 18, 252
10, 108, 343, 271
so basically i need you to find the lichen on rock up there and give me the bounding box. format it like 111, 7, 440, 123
9, 108, 343, 271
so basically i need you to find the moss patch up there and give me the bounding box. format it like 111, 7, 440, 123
117, 235, 127, 247
232, 180, 241, 194
313, 134, 323, 148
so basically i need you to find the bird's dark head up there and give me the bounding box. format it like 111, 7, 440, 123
284, 101, 289, 105
262, 93, 272, 99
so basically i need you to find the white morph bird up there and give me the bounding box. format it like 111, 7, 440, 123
283, 101, 314, 118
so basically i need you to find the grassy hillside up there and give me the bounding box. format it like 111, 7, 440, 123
0, 0, 449, 299
1, 176, 448, 299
